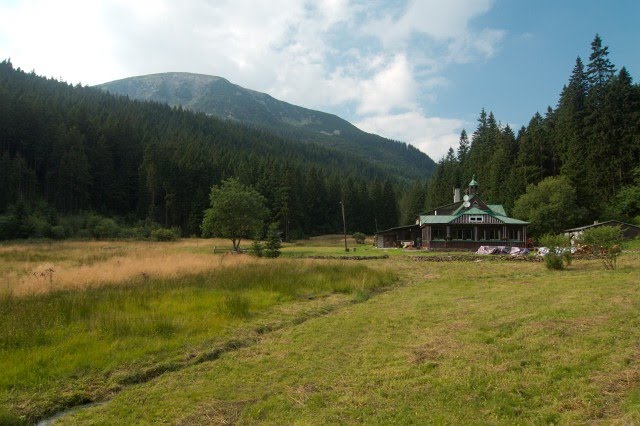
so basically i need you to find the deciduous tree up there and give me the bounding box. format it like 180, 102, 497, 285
512, 176, 585, 236
201, 178, 268, 252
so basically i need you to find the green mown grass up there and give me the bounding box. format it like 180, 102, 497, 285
60, 255, 640, 425
624, 237, 640, 250
0, 260, 396, 424
280, 241, 476, 258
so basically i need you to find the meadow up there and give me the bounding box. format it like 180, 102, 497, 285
1, 237, 640, 424
0, 239, 396, 424
279, 234, 473, 258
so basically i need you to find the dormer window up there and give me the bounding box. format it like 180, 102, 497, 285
469, 215, 483, 223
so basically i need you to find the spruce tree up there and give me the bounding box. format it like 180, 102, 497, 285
586, 34, 616, 94
380, 180, 399, 230
583, 34, 621, 208
457, 129, 470, 164
263, 222, 282, 258
557, 57, 588, 181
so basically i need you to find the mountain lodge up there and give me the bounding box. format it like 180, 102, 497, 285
374, 176, 529, 250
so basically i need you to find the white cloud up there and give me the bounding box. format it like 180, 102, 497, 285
363, 0, 491, 42
357, 54, 418, 115
355, 110, 465, 160
0, 0, 502, 158
446, 28, 506, 63
360, 0, 503, 62
0, 1, 122, 84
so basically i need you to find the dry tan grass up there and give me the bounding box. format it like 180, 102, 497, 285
0, 239, 258, 297
177, 399, 255, 425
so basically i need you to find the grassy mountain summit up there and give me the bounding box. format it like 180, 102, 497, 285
98, 72, 436, 178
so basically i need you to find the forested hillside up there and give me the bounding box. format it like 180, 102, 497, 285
418, 35, 640, 233
0, 61, 403, 239
98, 72, 436, 181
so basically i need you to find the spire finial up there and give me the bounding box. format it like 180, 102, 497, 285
468, 174, 479, 195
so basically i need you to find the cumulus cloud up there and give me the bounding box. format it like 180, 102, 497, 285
355, 110, 465, 160
362, 0, 494, 44
357, 54, 418, 115
0, 0, 121, 84
0, 0, 503, 158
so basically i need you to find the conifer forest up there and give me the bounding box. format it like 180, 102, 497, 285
420, 35, 640, 232
1, 35, 639, 240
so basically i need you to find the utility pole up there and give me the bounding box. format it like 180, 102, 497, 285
340, 200, 348, 252
285, 218, 289, 242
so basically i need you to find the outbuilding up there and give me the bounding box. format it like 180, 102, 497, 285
564, 220, 640, 242
374, 224, 421, 248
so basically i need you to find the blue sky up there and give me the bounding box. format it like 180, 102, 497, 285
449, 1, 640, 130
0, 0, 638, 160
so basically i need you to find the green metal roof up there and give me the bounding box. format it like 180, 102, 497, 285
418, 189, 529, 226
495, 216, 529, 225
469, 174, 478, 187
487, 204, 506, 216
374, 224, 420, 234
419, 215, 458, 224
461, 207, 487, 215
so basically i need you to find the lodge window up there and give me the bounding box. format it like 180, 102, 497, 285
451, 227, 473, 241
432, 227, 446, 240
469, 215, 483, 223
507, 227, 520, 241
483, 227, 501, 240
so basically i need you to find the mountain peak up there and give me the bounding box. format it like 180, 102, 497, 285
97, 72, 435, 180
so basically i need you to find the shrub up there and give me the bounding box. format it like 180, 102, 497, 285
151, 227, 181, 242
578, 225, 623, 270
49, 225, 66, 240
58, 214, 86, 238
544, 253, 565, 270
85, 213, 103, 234
118, 226, 140, 239
76, 229, 92, 239
353, 232, 366, 244
93, 218, 121, 239
0, 215, 17, 240
27, 214, 51, 238
249, 233, 264, 257
539, 233, 572, 270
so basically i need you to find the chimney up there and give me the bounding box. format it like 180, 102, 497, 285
454, 188, 461, 203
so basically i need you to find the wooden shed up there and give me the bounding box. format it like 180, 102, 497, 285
564, 220, 640, 242
374, 225, 421, 248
